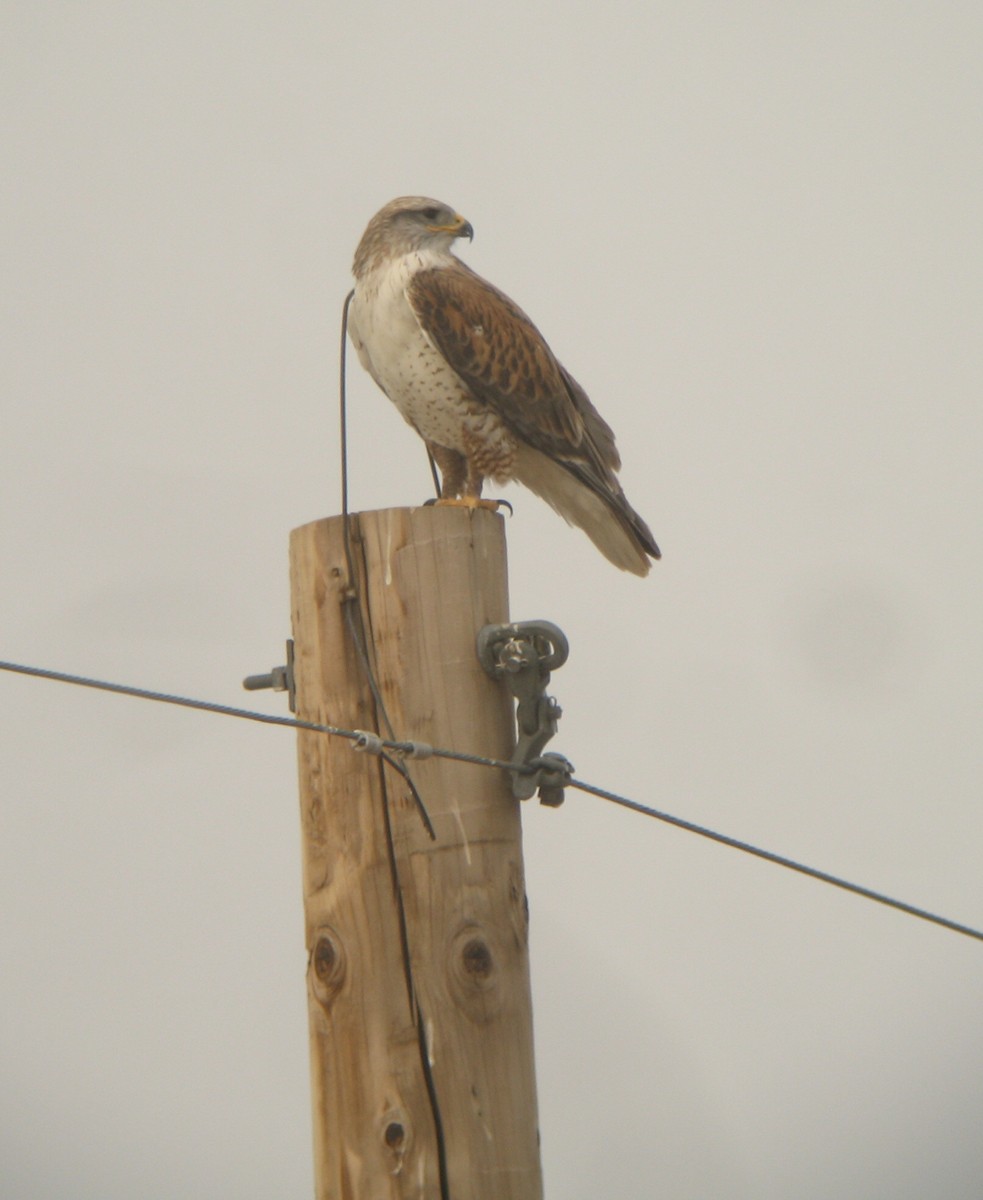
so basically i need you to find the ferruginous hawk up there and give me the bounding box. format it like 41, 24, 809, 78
347, 196, 660, 575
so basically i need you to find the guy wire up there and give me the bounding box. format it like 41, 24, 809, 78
2, 657, 982, 944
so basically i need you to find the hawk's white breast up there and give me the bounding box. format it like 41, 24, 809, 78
348, 252, 505, 458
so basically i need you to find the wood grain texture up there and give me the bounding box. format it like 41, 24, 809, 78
290, 506, 542, 1200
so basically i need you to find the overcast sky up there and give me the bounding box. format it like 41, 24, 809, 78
3, 4, 982, 1198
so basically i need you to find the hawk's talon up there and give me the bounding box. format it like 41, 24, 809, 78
423, 496, 510, 515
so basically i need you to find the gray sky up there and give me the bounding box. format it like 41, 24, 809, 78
3, 4, 982, 1197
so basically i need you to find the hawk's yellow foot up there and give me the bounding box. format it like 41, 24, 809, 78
434, 497, 505, 512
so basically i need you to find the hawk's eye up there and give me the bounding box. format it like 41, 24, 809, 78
421, 207, 440, 222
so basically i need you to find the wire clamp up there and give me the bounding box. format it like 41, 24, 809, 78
527, 752, 574, 807
352, 730, 384, 755
393, 739, 434, 760
476, 620, 571, 806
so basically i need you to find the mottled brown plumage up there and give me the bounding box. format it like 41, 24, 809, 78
348, 196, 660, 574
409, 264, 597, 453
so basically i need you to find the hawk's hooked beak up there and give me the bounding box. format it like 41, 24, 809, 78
431, 214, 474, 242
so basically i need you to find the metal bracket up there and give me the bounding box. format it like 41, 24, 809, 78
242, 639, 296, 711
477, 620, 573, 806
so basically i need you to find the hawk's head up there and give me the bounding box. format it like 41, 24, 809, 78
353, 196, 473, 277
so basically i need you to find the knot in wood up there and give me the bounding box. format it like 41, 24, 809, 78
314, 936, 335, 977
309, 926, 346, 1007
461, 936, 493, 980
379, 1108, 412, 1168
448, 924, 502, 1022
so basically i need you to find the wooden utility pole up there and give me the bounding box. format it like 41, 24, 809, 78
289, 505, 543, 1200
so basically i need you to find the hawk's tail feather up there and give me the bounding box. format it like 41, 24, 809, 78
512, 446, 660, 576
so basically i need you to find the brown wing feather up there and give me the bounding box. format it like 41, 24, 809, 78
408, 261, 616, 466
408, 260, 660, 565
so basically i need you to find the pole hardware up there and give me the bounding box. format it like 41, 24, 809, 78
476, 620, 573, 807
242, 639, 296, 711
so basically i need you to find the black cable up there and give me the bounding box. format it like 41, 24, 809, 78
337, 292, 433, 836
426, 447, 442, 499
336, 291, 450, 1193
375, 744, 451, 1200
339, 288, 356, 526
